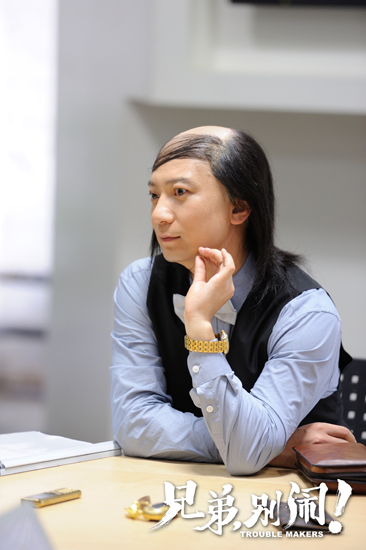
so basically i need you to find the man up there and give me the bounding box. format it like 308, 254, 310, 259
110, 126, 354, 475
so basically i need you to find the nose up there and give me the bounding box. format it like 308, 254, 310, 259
151, 196, 174, 226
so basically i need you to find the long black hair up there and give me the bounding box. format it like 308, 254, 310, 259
150, 130, 301, 301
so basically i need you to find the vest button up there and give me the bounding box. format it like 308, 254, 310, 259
206, 405, 214, 413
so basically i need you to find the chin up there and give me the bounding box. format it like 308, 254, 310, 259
161, 250, 182, 263
161, 250, 194, 270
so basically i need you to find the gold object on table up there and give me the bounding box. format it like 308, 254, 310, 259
21, 488, 82, 508
125, 495, 169, 521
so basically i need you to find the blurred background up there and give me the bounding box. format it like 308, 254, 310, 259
0, 0, 365, 442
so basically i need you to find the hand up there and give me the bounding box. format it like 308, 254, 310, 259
184, 247, 235, 341
269, 422, 356, 469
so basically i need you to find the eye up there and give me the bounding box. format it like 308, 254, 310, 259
149, 192, 159, 201
175, 188, 186, 197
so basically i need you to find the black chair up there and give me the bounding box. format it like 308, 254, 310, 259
340, 359, 366, 445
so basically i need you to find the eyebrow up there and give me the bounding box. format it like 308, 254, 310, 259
148, 177, 198, 188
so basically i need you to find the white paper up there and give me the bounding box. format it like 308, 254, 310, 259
0, 431, 122, 475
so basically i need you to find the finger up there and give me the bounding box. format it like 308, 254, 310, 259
192, 255, 207, 284
211, 249, 235, 280
319, 424, 356, 443
198, 247, 235, 273
321, 435, 351, 444
311, 431, 356, 445
327, 430, 356, 443
198, 247, 223, 266
207, 265, 235, 299
221, 248, 235, 272
206, 249, 235, 287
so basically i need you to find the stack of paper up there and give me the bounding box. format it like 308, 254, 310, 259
0, 431, 122, 476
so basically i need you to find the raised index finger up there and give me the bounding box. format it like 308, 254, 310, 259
198, 247, 224, 266
221, 248, 235, 272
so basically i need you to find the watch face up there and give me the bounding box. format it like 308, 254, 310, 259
219, 330, 229, 354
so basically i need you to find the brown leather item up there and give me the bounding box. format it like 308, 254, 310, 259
276, 500, 335, 532
297, 463, 366, 494
294, 443, 366, 474
294, 443, 366, 494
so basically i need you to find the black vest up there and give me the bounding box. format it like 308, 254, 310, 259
147, 255, 351, 426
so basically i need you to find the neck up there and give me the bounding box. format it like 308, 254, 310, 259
232, 242, 248, 275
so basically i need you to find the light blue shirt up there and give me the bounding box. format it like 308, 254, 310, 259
110, 255, 341, 475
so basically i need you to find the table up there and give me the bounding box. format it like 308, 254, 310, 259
0, 455, 365, 550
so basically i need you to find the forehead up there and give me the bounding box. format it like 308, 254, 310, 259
149, 158, 216, 187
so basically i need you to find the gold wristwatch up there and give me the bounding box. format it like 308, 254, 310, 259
184, 330, 229, 355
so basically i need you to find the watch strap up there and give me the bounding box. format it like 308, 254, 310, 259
184, 330, 229, 355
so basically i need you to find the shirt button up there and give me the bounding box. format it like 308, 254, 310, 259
206, 405, 214, 413
192, 365, 200, 374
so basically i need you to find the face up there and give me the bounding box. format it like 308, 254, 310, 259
149, 158, 244, 272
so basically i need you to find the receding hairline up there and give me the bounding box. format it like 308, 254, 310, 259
153, 129, 237, 169
151, 127, 244, 179
176, 125, 234, 139
165, 126, 235, 149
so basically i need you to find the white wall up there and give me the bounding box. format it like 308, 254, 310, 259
46, 0, 152, 441
0, 0, 57, 275
47, 0, 366, 442
146, 0, 366, 113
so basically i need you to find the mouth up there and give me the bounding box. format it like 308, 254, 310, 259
158, 235, 180, 243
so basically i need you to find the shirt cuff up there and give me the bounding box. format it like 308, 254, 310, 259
188, 350, 233, 388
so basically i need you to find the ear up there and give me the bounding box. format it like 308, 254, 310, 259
230, 200, 251, 225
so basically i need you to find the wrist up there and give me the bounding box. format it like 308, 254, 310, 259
185, 320, 215, 342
